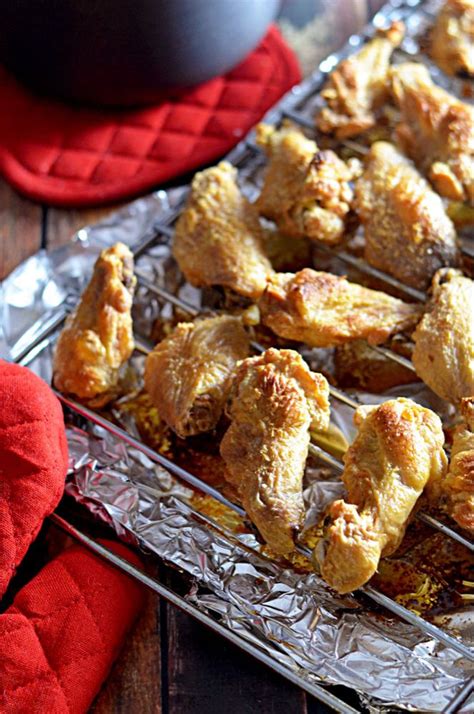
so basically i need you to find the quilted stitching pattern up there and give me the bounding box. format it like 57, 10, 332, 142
0, 361, 69, 598
0, 27, 300, 207
0, 542, 145, 713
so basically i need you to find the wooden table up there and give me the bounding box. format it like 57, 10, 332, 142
1, 2, 384, 711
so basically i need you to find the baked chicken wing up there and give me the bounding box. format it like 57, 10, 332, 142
255, 123, 360, 245
431, 0, 474, 77
316, 398, 447, 594
354, 141, 459, 289
258, 269, 421, 348
173, 162, 273, 300
53, 242, 136, 406
412, 269, 474, 405
442, 398, 474, 533
316, 21, 404, 139
221, 348, 330, 555
144, 315, 249, 438
391, 63, 474, 204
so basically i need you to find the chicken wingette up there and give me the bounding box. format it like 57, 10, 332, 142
144, 315, 249, 438
431, 0, 474, 77
316, 21, 404, 139
173, 162, 273, 300
412, 269, 474, 405
442, 398, 474, 533
354, 141, 459, 289
255, 123, 360, 244
316, 398, 447, 594
391, 63, 474, 204
53, 242, 136, 406
258, 269, 421, 348
220, 348, 330, 556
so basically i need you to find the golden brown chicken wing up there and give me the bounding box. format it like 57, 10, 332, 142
316, 21, 404, 139
220, 348, 330, 555
173, 162, 273, 300
412, 269, 474, 405
354, 141, 459, 289
442, 398, 474, 532
144, 315, 249, 438
258, 269, 421, 348
431, 0, 474, 77
316, 398, 447, 594
255, 123, 361, 245
391, 63, 474, 204
53, 242, 136, 406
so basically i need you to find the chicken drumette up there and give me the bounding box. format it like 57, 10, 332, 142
144, 315, 249, 438
255, 123, 360, 245
442, 398, 474, 533
412, 269, 474, 405
221, 348, 330, 556
391, 63, 474, 204
354, 141, 459, 289
316, 21, 404, 139
173, 162, 273, 300
431, 0, 474, 77
258, 269, 421, 348
53, 242, 136, 406
316, 398, 447, 594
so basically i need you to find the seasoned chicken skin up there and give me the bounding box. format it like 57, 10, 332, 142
316, 21, 404, 139
391, 63, 474, 204
144, 315, 249, 438
255, 123, 360, 245
431, 0, 474, 77
221, 348, 330, 555
412, 269, 474, 405
53, 242, 136, 406
443, 398, 474, 533
317, 399, 447, 594
258, 269, 421, 348
354, 142, 459, 289
173, 162, 273, 300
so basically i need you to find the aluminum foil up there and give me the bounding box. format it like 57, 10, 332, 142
1, 1, 473, 710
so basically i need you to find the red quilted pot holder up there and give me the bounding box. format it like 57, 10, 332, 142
0, 26, 300, 208
0, 360, 69, 598
0, 540, 145, 713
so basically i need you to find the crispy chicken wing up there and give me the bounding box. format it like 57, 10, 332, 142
412, 269, 474, 404
53, 242, 136, 406
442, 398, 474, 532
316, 21, 404, 139
255, 123, 361, 245
173, 162, 273, 300
258, 269, 421, 348
316, 398, 447, 593
354, 141, 459, 289
431, 0, 474, 77
220, 348, 330, 555
144, 315, 249, 438
391, 63, 474, 204
334, 339, 415, 393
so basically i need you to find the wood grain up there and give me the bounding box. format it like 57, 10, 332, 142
0, 180, 42, 280
45, 204, 125, 250
91, 593, 162, 714
166, 603, 309, 714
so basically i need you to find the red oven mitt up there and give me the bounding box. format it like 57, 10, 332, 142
0, 361, 145, 712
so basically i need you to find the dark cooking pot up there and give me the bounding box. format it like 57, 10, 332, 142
0, 0, 281, 107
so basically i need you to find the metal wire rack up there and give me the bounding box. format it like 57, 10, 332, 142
8, 0, 474, 710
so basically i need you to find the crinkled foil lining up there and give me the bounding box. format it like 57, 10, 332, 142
1, 1, 473, 710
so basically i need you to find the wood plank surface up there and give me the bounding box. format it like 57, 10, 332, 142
0, 180, 42, 280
